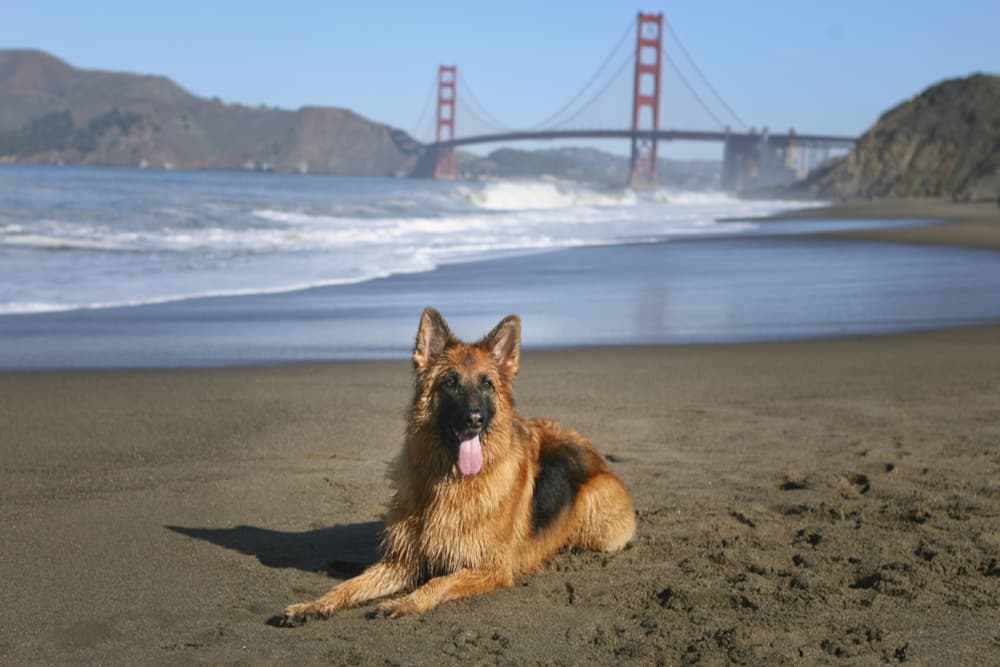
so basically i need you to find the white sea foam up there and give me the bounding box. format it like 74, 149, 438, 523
1, 234, 139, 252
0, 301, 72, 315
0, 171, 819, 316
455, 181, 639, 210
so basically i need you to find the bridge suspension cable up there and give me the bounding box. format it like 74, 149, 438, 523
410, 74, 438, 141
457, 71, 515, 133
662, 17, 749, 130
425, 12, 753, 143
524, 17, 635, 130
661, 50, 727, 129
548, 50, 635, 130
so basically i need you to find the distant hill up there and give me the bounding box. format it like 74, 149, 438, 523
0, 49, 423, 175
0, 49, 727, 187
797, 74, 1000, 201
456, 146, 722, 189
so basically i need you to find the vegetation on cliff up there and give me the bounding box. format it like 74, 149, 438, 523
0, 49, 422, 175
800, 74, 999, 201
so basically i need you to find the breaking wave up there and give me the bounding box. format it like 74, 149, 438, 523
0, 169, 819, 315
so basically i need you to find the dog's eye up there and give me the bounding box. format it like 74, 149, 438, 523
441, 373, 459, 390
479, 375, 494, 391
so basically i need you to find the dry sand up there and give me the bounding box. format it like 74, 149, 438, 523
1, 199, 999, 665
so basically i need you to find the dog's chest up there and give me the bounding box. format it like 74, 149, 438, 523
416, 480, 505, 573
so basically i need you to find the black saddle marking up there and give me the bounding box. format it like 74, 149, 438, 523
531, 443, 588, 534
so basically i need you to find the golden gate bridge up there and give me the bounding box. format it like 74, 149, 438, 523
413, 12, 856, 190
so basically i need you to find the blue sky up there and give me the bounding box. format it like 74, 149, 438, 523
3, 1, 998, 159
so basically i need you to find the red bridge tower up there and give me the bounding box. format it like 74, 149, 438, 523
435, 65, 457, 179
629, 12, 663, 187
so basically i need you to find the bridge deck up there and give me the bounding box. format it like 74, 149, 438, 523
429, 128, 856, 149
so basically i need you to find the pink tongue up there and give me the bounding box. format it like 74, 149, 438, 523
457, 434, 483, 476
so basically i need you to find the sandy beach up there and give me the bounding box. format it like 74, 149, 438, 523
769, 198, 1000, 250
2, 198, 999, 665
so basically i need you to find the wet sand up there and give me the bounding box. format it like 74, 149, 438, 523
1, 198, 999, 664
771, 198, 1000, 250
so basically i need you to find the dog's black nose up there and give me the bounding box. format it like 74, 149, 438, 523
466, 410, 483, 430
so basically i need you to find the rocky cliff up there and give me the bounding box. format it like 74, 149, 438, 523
800, 74, 1000, 201
0, 49, 423, 176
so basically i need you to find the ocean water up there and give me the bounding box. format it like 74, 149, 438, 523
0, 165, 879, 315
2, 165, 1000, 370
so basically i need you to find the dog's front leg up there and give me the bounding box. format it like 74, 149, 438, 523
378, 567, 513, 617
281, 560, 412, 625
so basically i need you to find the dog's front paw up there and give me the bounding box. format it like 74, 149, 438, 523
275, 601, 334, 627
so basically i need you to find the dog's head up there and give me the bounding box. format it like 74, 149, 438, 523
410, 307, 520, 476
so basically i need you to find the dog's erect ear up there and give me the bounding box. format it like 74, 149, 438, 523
413, 307, 454, 371
483, 314, 521, 377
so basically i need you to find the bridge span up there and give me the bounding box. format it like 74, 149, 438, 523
432, 128, 856, 150
422, 12, 856, 190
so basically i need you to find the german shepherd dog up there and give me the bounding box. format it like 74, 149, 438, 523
280, 308, 635, 623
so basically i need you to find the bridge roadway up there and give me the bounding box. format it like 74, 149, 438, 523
429, 128, 857, 150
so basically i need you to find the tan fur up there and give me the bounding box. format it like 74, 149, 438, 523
281, 308, 635, 623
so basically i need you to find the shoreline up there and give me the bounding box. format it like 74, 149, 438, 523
2, 196, 1000, 371
3, 234, 999, 371
762, 197, 1000, 250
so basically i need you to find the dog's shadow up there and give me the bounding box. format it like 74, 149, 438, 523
166, 521, 382, 578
